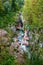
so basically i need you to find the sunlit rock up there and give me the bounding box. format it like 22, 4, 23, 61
0, 29, 10, 47
0, 29, 8, 37
11, 26, 16, 33
39, 42, 43, 48
1, 37, 8, 44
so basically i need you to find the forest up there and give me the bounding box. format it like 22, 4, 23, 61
0, 0, 43, 65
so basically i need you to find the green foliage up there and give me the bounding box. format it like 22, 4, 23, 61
0, 51, 18, 65
23, 49, 43, 65
0, 12, 16, 28
23, 0, 43, 30
0, 0, 24, 13
11, 0, 24, 11
0, 0, 43, 65
3, 1, 11, 13
0, 0, 24, 28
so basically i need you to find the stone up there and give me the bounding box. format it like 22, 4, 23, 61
0, 29, 8, 37
0, 29, 10, 47
1, 37, 8, 43
11, 26, 16, 33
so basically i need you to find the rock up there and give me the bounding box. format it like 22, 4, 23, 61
17, 53, 24, 65
39, 42, 43, 48
0, 29, 8, 37
0, 29, 10, 47
1, 37, 8, 43
9, 42, 14, 54
11, 26, 16, 33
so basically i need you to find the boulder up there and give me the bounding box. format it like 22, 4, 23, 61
0, 29, 10, 47
0, 29, 8, 37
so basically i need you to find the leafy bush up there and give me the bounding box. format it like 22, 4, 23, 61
0, 50, 18, 65
23, 51, 43, 65
0, 12, 16, 28
23, 0, 43, 30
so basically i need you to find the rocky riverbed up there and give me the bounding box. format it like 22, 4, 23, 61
0, 27, 43, 64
